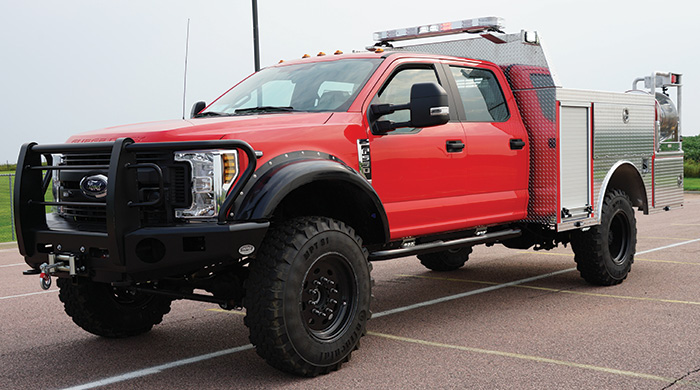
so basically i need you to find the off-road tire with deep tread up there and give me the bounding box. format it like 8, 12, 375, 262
244, 217, 372, 377
571, 189, 637, 286
57, 278, 172, 338
417, 246, 473, 271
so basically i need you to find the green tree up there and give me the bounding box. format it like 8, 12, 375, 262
685, 135, 700, 162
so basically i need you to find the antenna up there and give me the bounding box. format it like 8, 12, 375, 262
182, 18, 191, 120
252, 0, 260, 72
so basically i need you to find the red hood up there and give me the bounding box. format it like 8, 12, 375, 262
67, 112, 334, 144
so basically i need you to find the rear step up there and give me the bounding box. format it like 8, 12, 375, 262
368, 228, 521, 261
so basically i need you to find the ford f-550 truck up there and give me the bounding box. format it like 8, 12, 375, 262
14, 17, 683, 376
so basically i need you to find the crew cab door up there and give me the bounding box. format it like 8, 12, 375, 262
444, 63, 529, 225
366, 61, 469, 239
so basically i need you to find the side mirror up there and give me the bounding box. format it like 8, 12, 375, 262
408, 82, 450, 128
370, 82, 449, 134
190, 101, 207, 118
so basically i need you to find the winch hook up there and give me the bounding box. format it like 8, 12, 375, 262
39, 263, 57, 290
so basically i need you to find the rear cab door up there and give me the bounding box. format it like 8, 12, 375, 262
441, 60, 529, 225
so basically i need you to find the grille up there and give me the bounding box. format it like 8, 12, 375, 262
58, 152, 189, 224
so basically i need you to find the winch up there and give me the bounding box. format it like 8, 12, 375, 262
38, 253, 78, 290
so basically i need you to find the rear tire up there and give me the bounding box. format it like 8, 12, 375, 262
244, 217, 372, 376
57, 278, 172, 338
417, 247, 472, 271
571, 189, 637, 286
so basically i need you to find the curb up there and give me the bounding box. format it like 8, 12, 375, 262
0, 241, 18, 250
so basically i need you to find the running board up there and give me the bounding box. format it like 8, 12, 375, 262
368, 228, 521, 261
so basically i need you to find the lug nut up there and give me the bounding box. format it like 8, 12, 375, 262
330, 288, 339, 294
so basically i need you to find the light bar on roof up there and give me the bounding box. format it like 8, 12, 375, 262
373, 17, 505, 43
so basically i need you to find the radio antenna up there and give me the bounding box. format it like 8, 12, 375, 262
182, 18, 191, 119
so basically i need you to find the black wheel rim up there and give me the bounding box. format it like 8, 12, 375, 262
608, 210, 630, 266
300, 253, 356, 341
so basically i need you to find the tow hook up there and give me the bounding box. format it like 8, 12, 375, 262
39, 263, 59, 290
38, 253, 78, 290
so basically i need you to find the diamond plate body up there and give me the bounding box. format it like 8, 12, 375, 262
654, 155, 684, 209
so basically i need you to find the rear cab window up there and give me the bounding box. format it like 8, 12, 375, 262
448, 66, 509, 122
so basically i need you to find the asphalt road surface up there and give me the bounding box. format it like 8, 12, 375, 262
2, 194, 700, 389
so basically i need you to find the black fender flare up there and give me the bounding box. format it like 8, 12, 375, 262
233, 151, 390, 244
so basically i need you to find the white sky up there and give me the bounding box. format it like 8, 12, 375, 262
1, 0, 697, 164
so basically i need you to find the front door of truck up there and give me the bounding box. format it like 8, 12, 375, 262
367, 61, 469, 239
445, 63, 529, 225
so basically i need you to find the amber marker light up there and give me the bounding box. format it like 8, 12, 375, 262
222, 153, 238, 186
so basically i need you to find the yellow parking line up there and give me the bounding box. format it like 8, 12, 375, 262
367, 331, 687, 385
206, 308, 245, 316
400, 274, 700, 306
517, 251, 572, 257
639, 236, 698, 241
636, 258, 700, 266
517, 251, 700, 266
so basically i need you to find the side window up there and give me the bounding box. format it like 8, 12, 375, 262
372, 66, 440, 124
450, 66, 509, 122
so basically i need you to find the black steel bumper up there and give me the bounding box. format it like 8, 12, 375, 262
15, 138, 267, 283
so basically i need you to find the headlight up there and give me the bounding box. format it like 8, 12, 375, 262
175, 150, 239, 219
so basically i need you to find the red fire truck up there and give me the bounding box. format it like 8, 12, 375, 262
14, 17, 683, 375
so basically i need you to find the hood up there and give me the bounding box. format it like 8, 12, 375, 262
67, 112, 334, 144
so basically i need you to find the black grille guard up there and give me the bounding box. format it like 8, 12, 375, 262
14, 137, 257, 259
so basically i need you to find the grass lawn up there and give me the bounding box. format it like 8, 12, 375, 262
0, 171, 53, 242
685, 177, 700, 191
0, 173, 17, 242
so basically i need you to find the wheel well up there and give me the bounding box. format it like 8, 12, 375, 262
272, 180, 387, 246
605, 163, 648, 214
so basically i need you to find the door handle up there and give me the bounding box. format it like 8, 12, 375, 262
446, 140, 465, 153
510, 138, 526, 150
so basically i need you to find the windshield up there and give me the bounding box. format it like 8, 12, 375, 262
201, 58, 382, 116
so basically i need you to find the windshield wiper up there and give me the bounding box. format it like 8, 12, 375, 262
234, 106, 295, 114
194, 111, 226, 118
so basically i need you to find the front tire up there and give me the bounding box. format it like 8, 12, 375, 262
57, 278, 172, 338
244, 217, 372, 376
571, 189, 637, 286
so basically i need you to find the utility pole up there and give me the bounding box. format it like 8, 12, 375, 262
252, 0, 260, 72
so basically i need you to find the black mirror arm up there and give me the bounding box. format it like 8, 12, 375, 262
369, 103, 410, 121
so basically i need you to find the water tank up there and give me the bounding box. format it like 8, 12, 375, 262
655, 92, 679, 142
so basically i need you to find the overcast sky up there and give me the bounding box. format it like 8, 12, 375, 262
1, 0, 697, 164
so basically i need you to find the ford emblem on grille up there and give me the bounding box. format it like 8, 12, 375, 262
79, 174, 108, 199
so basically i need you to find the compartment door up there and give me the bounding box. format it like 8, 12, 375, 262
559, 104, 591, 221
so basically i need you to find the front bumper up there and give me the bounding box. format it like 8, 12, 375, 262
15, 138, 263, 283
